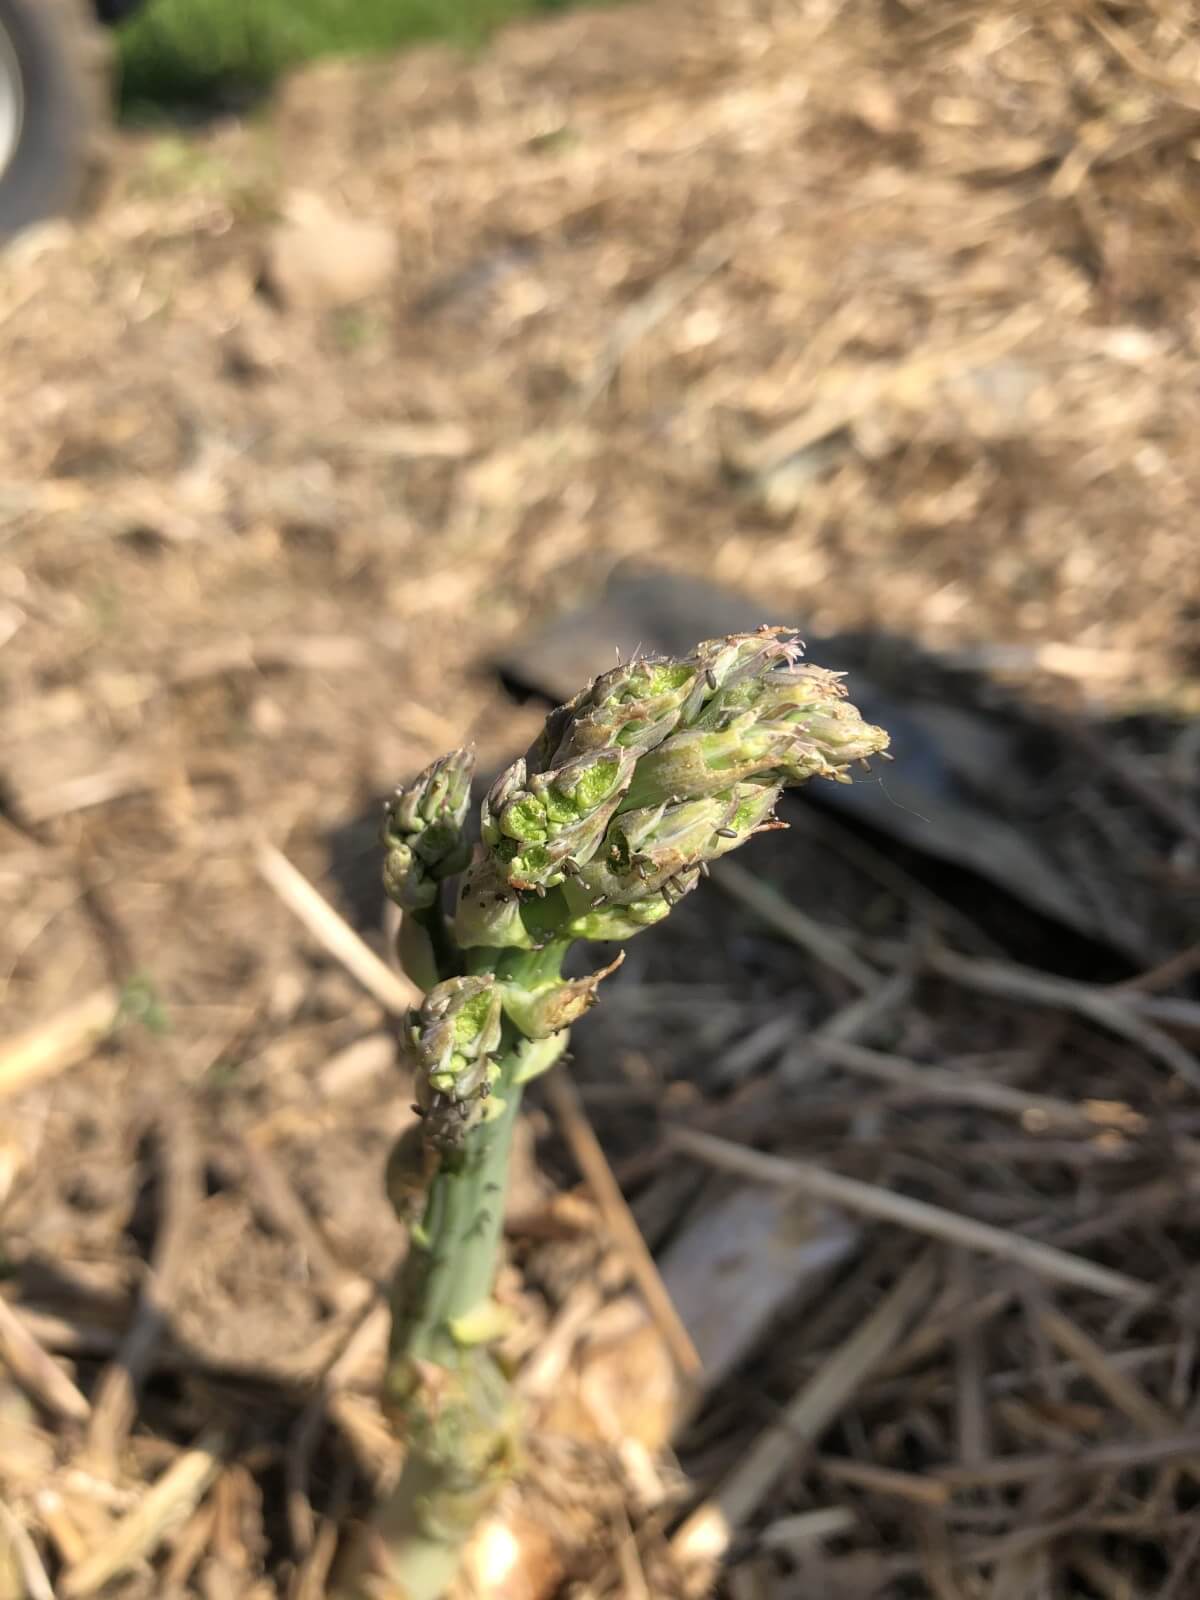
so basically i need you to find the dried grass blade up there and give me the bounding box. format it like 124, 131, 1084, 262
668, 1126, 1151, 1303
672, 1251, 936, 1572
0, 988, 117, 1101
60, 1432, 227, 1598
255, 840, 419, 1014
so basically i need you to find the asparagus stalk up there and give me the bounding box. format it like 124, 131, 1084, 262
359, 629, 889, 1599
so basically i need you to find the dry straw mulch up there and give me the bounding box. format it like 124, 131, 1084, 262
2, 0, 1200, 1595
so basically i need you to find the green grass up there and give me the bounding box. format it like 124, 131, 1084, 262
119, 0, 579, 110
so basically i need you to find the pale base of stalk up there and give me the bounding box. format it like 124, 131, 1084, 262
361, 1354, 516, 1600
358, 1467, 472, 1600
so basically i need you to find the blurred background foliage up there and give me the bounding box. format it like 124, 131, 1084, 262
118, 0, 581, 109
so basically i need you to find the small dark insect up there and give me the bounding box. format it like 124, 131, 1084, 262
705, 668, 718, 690
560, 857, 580, 876
715, 826, 737, 839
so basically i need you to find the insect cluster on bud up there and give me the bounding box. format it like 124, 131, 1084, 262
403, 976, 503, 1151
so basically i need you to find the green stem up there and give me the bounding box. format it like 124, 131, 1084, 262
418, 897, 460, 982
340, 940, 569, 1593
390, 1083, 521, 1367
362, 947, 568, 1600
356, 1086, 519, 1599
397, 900, 460, 992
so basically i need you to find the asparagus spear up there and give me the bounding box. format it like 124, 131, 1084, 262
364, 629, 888, 1599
